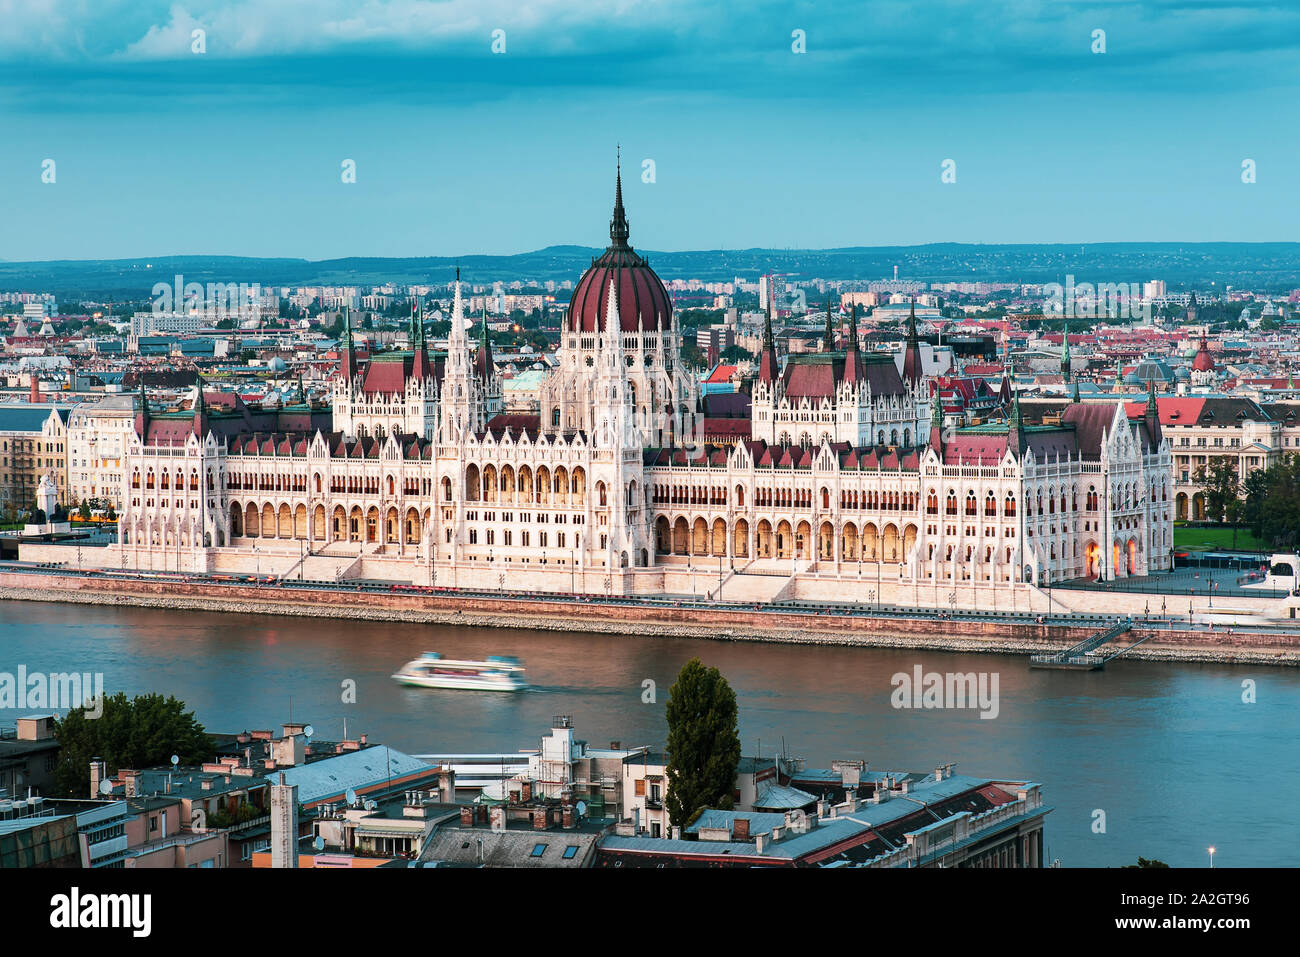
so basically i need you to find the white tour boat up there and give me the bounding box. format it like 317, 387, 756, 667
392, 652, 527, 692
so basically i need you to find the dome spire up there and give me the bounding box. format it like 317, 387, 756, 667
610, 145, 630, 248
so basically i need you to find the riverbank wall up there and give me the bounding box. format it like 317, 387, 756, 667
1, 571, 1297, 666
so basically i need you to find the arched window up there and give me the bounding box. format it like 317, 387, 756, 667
1004, 493, 1016, 517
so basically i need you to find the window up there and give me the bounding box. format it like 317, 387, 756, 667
530, 843, 548, 858
562, 846, 579, 860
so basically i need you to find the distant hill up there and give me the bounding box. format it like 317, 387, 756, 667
3, 243, 1300, 298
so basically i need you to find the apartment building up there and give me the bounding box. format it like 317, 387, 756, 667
0, 403, 71, 512
67, 395, 137, 508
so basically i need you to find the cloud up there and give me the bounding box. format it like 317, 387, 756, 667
0, 0, 1296, 104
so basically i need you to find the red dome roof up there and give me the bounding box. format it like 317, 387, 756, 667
566, 169, 672, 334
1192, 336, 1215, 372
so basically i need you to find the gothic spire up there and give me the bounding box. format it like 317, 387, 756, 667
1007, 387, 1025, 457
928, 384, 944, 455
823, 298, 835, 352
759, 281, 779, 384
901, 296, 923, 384
1060, 320, 1071, 380
610, 146, 630, 248
339, 305, 356, 381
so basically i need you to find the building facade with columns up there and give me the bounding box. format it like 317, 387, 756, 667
106, 173, 1172, 601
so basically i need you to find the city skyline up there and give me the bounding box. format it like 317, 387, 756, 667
3, 1, 1298, 261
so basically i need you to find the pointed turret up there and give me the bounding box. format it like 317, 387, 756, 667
474, 304, 494, 381
441, 268, 473, 439
843, 303, 863, 385
759, 283, 779, 383
1060, 321, 1072, 380
411, 299, 432, 380
192, 376, 207, 438
1144, 384, 1162, 444
928, 387, 945, 456
901, 296, 923, 384
822, 299, 836, 352
339, 306, 357, 381
135, 376, 150, 439
1007, 388, 1025, 458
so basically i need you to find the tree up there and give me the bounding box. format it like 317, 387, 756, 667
664, 658, 742, 830
1245, 454, 1300, 549
78, 499, 92, 521
1194, 457, 1240, 524
1122, 857, 1171, 868
105, 504, 117, 522
52, 692, 214, 797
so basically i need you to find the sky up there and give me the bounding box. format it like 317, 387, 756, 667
1, 0, 1298, 261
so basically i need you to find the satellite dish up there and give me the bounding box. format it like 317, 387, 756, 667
98, 779, 114, 796
345, 788, 358, 806
170, 755, 179, 767
313, 835, 325, 851
303, 725, 314, 740
575, 801, 588, 817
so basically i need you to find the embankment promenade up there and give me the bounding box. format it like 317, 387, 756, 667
2, 570, 1297, 667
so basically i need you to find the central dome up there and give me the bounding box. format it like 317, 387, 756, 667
566, 167, 673, 334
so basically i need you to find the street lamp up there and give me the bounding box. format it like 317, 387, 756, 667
1208, 846, 1215, 868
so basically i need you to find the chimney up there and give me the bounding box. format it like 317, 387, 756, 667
816, 798, 828, 819
521, 781, 532, 802
755, 832, 767, 854
610, 741, 621, 750
489, 805, 506, 832
89, 759, 106, 798
29, 375, 39, 403
733, 817, 750, 841
935, 768, 944, 782
532, 810, 548, 830
121, 770, 139, 798
562, 806, 574, 829
460, 806, 474, 827
440, 769, 456, 804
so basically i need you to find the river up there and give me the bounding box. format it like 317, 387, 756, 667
2, 599, 1297, 867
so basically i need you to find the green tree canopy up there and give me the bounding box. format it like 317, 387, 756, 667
52, 692, 214, 797
1195, 457, 1241, 524
1122, 857, 1171, 868
1243, 453, 1300, 549
664, 658, 742, 830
